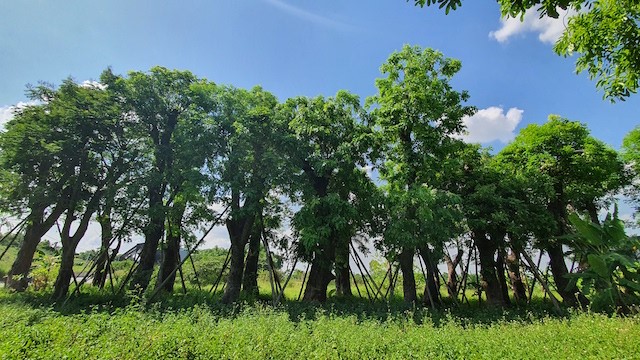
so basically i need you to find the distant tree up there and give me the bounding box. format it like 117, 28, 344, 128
368, 44, 475, 303
412, 0, 640, 101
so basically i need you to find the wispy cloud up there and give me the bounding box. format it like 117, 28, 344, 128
490, 8, 576, 45
262, 0, 354, 31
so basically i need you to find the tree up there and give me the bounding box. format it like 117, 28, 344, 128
0, 80, 133, 295
368, 44, 474, 303
211, 85, 282, 303
412, 0, 640, 101
278, 91, 374, 302
103, 67, 218, 292
497, 115, 625, 305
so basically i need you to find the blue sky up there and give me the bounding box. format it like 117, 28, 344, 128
1, 1, 638, 250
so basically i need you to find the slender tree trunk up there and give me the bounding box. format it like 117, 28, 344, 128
419, 248, 440, 307
399, 248, 417, 304
334, 239, 352, 297
241, 227, 261, 297
52, 240, 77, 300
495, 247, 511, 306
585, 200, 600, 225
444, 250, 463, 299
506, 248, 527, 303
6, 223, 41, 291
93, 213, 113, 288
302, 246, 336, 302
547, 243, 588, 306
156, 204, 186, 293
474, 232, 506, 307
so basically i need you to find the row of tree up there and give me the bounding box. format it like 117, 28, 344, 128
1, 45, 638, 307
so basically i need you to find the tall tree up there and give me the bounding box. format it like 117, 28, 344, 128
103, 67, 217, 292
278, 91, 373, 302
368, 45, 474, 303
497, 115, 625, 305
212, 86, 282, 303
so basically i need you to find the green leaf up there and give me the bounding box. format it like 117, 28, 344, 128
587, 253, 609, 279
569, 213, 603, 246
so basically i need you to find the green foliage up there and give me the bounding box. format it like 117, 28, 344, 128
568, 210, 640, 312
0, 300, 639, 359
555, 0, 640, 101
412, 0, 640, 100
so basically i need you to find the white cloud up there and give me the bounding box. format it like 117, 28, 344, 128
490, 8, 576, 45
459, 106, 523, 144
262, 0, 354, 31
0, 101, 38, 131
80, 80, 106, 90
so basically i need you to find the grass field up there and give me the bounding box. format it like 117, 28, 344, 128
0, 289, 639, 359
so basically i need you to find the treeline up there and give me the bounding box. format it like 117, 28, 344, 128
1, 45, 639, 310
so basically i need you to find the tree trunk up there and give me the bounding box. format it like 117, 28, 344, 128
334, 239, 352, 297
495, 248, 511, 306
222, 212, 254, 304
302, 247, 336, 302
6, 203, 65, 291
474, 232, 506, 307
399, 248, 417, 304
547, 243, 588, 306
52, 241, 77, 300
506, 249, 527, 303
93, 213, 113, 288
419, 248, 440, 307
156, 226, 180, 293
130, 184, 164, 292
444, 250, 463, 299
6, 223, 42, 291
241, 227, 261, 297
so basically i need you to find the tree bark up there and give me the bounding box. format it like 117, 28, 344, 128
419, 247, 440, 307
506, 248, 527, 303
302, 247, 336, 302
547, 243, 588, 306
399, 248, 417, 304
241, 227, 261, 297
221, 208, 254, 304
444, 249, 463, 299
495, 247, 511, 306
52, 241, 77, 300
334, 239, 352, 297
474, 232, 506, 307
93, 210, 113, 288
130, 184, 164, 292
6, 202, 66, 291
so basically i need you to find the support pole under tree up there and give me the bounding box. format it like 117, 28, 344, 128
520, 250, 562, 314
209, 247, 231, 294
297, 262, 310, 302
417, 251, 435, 310
147, 206, 230, 303
0, 220, 27, 263
350, 242, 382, 300
276, 256, 299, 304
